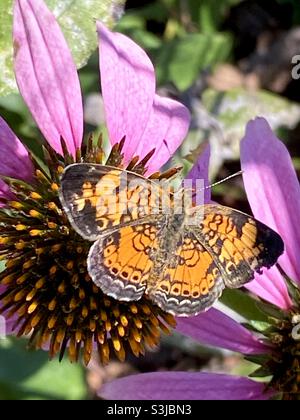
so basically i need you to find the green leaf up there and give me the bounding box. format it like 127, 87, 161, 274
256, 301, 286, 321
249, 366, 273, 379
0, 338, 87, 400
0, 0, 15, 97
285, 277, 300, 304
188, 0, 242, 32
155, 32, 232, 91
119, 28, 162, 52
244, 354, 270, 366
242, 321, 273, 334
0, 93, 45, 159
220, 289, 269, 322
0, 0, 125, 97
0, 261, 6, 273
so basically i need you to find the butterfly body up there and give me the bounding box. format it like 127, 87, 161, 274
59, 163, 284, 317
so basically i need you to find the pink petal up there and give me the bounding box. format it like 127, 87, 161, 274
241, 117, 300, 285
186, 144, 211, 203
0, 117, 34, 205
0, 117, 33, 180
98, 23, 190, 172
99, 372, 274, 400
176, 308, 269, 355
0, 180, 15, 207
98, 22, 155, 160
0, 313, 16, 337
13, 0, 83, 158
136, 95, 191, 174
246, 266, 292, 310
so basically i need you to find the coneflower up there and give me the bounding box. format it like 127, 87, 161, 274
0, 0, 190, 365
100, 119, 300, 401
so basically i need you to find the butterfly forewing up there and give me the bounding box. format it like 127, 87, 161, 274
59, 163, 171, 240
190, 204, 284, 288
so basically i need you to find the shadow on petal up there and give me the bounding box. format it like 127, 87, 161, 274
175, 308, 269, 355
246, 266, 292, 310
99, 371, 274, 400
241, 117, 300, 284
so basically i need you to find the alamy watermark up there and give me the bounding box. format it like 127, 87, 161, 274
75, 172, 205, 226
292, 55, 300, 80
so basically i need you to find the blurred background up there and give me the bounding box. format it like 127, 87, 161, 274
0, 0, 300, 399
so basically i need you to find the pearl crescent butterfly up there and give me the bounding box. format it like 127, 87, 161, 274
59, 163, 284, 317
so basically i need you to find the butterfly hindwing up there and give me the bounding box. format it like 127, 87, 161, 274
148, 231, 225, 316
87, 222, 165, 301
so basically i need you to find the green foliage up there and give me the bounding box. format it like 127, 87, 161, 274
188, 0, 242, 33
0, 0, 15, 97
0, 339, 87, 400
220, 289, 269, 323
117, 0, 235, 91
155, 32, 232, 91
0, 0, 125, 97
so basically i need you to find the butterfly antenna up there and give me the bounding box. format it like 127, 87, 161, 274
190, 170, 243, 200
204, 170, 243, 191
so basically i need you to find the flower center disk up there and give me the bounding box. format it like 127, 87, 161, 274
249, 284, 300, 401
269, 310, 300, 400
0, 139, 176, 365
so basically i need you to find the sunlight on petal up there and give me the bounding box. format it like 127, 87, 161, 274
13, 0, 83, 157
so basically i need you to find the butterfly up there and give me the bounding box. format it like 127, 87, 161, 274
59, 163, 284, 317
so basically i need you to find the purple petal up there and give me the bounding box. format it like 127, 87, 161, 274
186, 144, 211, 203
0, 313, 16, 337
13, 0, 83, 157
0, 117, 34, 205
0, 180, 15, 207
98, 22, 155, 161
246, 266, 292, 310
137, 95, 191, 174
98, 23, 190, 172
0, 117, 33, 180
99, 372, 273, 400
241, 117, 300, 285
176, 308, 269, 355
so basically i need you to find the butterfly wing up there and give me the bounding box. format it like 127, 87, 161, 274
148, 231, 225, 316
87, 222, 165, 301
191, 204, 284, 288
59, 163, 171, 240
148, 204, 283, 316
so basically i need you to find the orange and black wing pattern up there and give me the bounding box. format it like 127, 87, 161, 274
148, 232, 225, 316
60, 164, 284, 317
59, 163, 170, 240
191, 204, 284, 289
87, 222, 165, 301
